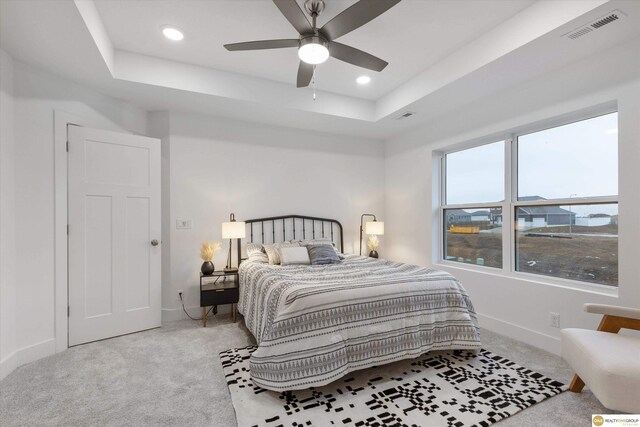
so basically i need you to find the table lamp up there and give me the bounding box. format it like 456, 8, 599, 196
222, 213, 246, 272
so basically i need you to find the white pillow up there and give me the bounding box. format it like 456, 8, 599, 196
280, 247, 311, 265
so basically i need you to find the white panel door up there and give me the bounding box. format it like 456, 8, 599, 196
68, 125, 161, 346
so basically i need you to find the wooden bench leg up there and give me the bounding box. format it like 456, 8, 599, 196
569, 374, 585, 392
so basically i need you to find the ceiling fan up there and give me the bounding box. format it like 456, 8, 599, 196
224, 0, 401, 88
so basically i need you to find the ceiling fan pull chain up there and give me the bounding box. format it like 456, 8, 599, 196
313, 65, 317, 101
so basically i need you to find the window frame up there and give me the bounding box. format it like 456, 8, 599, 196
438, 104, 619, 290
440, 139, 508, 271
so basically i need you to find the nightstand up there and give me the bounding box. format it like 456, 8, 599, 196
200, 271, 239, 327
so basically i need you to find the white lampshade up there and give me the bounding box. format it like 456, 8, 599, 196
365, 221, 384, 235
222, 221, 246, 239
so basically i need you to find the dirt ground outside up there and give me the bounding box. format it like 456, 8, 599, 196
445, 227, 618, 286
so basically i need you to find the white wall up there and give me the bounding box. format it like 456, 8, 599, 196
153, 112, 385, 319
0, 49, 18, 380
384, 40, 640, 354
0, 58, 147, 379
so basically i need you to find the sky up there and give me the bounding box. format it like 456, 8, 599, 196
446, 112, 618, 216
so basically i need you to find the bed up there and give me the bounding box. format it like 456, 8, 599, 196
237, 215, 481, 391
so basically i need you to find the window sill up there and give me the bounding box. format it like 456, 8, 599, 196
434, 260, 619, 298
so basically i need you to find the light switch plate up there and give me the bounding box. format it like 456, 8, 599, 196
176, 219, 192, 229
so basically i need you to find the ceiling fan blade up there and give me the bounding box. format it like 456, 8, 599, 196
320, 0, 401, 41
329, 42, 388, 72
224, 39, 299, 51
273, 0, 312, 35
297, 61, 313, 88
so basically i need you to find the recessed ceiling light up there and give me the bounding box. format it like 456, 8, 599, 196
356, 76, 371, 85
162, 26, 184, 41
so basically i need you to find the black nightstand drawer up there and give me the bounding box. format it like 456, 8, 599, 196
201, 287, 239, 307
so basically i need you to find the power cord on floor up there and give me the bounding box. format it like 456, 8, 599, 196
179, 292, 213, 321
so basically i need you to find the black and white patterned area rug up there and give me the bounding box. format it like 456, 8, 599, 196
220, 346, 565, 427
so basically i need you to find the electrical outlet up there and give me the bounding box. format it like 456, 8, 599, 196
550, 312, 560, 328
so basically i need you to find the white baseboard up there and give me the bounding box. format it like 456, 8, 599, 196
0, 338, 56, 381
161, 305, 232, 323
0, 351, 17, 381
477, 313, 561, 355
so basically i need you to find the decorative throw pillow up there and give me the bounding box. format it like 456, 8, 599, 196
279, 247, 311, 265
307, 244, 341, 265
298, 238, 341, 257
263, 244, 278, 265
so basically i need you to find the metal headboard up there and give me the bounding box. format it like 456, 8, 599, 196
244, 214, 343, 253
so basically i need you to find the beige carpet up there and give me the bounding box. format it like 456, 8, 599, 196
0, 315, 620, 426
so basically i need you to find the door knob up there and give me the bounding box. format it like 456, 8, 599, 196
151, 239, 159, 246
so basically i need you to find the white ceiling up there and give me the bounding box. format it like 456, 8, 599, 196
92, 0, 535, 100
1, 0, 639, 139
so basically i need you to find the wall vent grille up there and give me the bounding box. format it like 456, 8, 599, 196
564, 10, 626, 40
394, 111, 416, 120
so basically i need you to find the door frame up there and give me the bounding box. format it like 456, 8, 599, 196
53, 110, 138, 352
54, 110, 79, 353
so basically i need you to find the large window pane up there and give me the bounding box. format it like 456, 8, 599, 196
515, 203, 618, 286
518, 113, 618, 200
444, 208, 502, 268
446, 141, 504, 205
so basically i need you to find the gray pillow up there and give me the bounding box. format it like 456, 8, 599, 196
307, 245, 341, 265
298, 239, 341, 257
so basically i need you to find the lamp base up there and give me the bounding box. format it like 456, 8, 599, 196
223, 267, 238, 273
369, 250, 379, 259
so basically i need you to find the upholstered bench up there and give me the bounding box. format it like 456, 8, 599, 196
561, 304, 640, 413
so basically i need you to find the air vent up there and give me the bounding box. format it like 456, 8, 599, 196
394, 111, 416, 121
564, 10, 626, 40
591, 14, 619, 29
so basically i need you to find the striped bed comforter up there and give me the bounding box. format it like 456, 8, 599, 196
238, 255, 481, 391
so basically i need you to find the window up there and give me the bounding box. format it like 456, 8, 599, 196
443, 141, 504, 268
445, 141, 504, 205
441, 110, 618, 287
517, 113, 618, 200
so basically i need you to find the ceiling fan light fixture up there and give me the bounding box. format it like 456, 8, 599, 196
298, 36, 329, 65
161, 26, 184, 41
